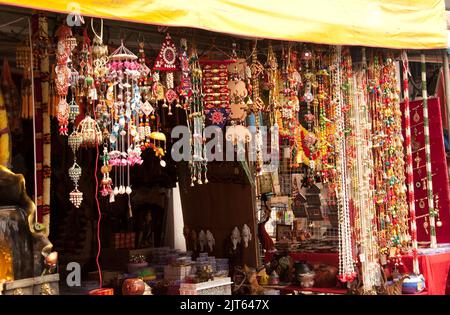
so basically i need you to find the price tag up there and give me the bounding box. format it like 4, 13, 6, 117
359, 253, 366, 263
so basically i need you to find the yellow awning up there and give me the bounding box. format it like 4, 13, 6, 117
0, 0, 447, 49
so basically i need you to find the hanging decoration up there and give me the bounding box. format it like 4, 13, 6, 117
153, 33, 179, 115
188, 46, 208, 185
137, 40, 154, 152
106, 39, 142, 207
420, 54, 438, 249
202, 60, 231, 128
401, 51, 420, 274
249, 41, 265, 174
68, 130, 83, 207
178, 38, 192, 108
40, 17, 52, 234
55, 25, 73, 136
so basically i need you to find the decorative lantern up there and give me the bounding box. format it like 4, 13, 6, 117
149, 131, 166, 167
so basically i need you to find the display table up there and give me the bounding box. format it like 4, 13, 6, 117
265, 250, 450, 295
263, 284, 346, 295
265, 251, 339, 266
399, 252, 450, 295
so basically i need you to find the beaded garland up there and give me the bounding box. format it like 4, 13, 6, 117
368, 52, 410, 266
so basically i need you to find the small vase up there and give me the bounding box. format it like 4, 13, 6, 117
122, 278, 145, 295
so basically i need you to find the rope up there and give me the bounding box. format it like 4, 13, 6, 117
93, 102, 103, 288
28, 17, 38, 225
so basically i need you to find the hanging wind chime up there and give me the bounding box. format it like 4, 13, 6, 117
107, 39, 142, 206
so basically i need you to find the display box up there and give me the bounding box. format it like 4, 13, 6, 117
164, 265, 192, 281
113, 232, 136, 249
0, 273, 59, 295
179, 277, 232, 295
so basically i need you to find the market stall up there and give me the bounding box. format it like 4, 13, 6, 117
0, 0, 449, 296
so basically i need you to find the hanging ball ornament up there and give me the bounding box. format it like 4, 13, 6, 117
436, 220, 443, 228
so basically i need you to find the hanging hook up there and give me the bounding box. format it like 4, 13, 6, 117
91, 17, 103, 42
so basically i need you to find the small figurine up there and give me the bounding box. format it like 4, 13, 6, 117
198, 230, 207, 252
269, 270, 279, 285
206, 230, 215, 252
191, 230, 198, 252
183, 225, 190, 249
241, 224, 252, 248
231, 227, 241, 250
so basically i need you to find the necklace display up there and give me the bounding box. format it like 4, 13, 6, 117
350, 49, 380, 292
331, 46, 355, 283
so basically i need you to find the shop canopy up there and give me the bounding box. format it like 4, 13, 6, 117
0, 0, 447, 49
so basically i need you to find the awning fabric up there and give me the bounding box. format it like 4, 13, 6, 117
0, 0, 447, 49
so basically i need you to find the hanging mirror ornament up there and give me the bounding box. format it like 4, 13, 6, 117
153, 33, 179, 115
